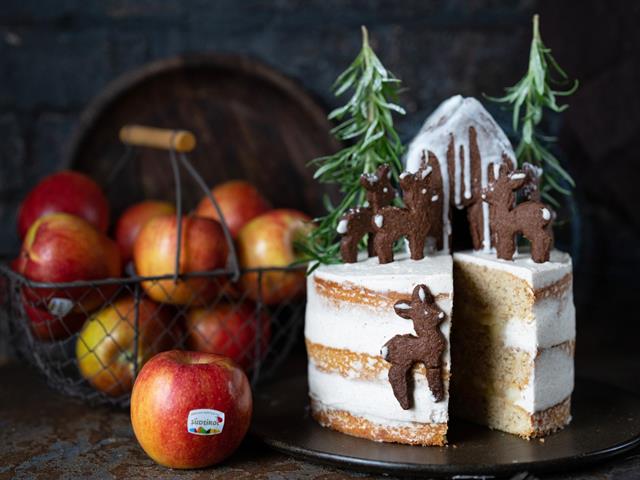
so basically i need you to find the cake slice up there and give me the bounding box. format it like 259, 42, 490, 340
451, 249, 575, 438
305, 252, 453, 446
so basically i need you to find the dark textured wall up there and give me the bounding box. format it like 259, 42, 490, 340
0, 0, 535, 253
1, 1, 639, 353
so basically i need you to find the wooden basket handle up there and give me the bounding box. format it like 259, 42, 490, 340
119, 125, 196, 152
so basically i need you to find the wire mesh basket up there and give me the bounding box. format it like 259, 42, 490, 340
0, 125, 307, 407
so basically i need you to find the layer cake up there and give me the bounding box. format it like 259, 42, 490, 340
305, 252, 453, 446
306, 93, 576, 446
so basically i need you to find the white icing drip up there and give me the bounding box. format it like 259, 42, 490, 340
336, 219, 348, 234
440, 150, 451, 244
373, 214, 384, 228
431, 195, 439, 202
405, 96, 516, 253
418, 286, 426, 302
421, 166, 432, 179
395, 302, 411, 310
492, 162, 501, 180
481, 185, 491, 251
510, 172, 526, 180
399, 172, 410, 179
454, 141, 461, 206
463, 140, 472, 199
380, 346, 388, 359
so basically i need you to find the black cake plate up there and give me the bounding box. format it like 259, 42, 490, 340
251, 375, 640, 477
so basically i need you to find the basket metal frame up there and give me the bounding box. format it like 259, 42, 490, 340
1, 135, 307, 407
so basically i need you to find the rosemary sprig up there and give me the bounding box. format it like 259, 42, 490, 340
488, 14, 578, 206
298, 26, 406, 271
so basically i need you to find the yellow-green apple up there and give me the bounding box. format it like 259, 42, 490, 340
76, 296, 175, 397
17, 213, 122, 314
185, 302, 270, 371
237, 209, 310, 305
194, 180, 271, 238
131, 350, 252, 468
115, 200, 176, 264
18, 170, 110, 239
134, 215, 228, 305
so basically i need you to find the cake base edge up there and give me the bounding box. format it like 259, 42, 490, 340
310, 399, 448, 446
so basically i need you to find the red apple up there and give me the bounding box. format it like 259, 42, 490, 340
76, 296, 176, 397
17, 213, 122, 314
21, 292, 86, 341
237, 209, 310, 305
185, 302, 270, 371
131, 350, 252, 469
194, 180, 271, 238
18, 170, 110, 239
134, 215, 229, 305
115, 200, 176, 264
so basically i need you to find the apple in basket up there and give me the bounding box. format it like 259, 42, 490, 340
17, 170, 110, 239
131, 350, 252, 469
76, 296, 177, 397
115, 200, 176, 265
185, 301, 271, 371
236, 209, 311, 305
194, 180, 271, 238
16, 213, 122, 316
20, 292, 86, 341
133, 214, 229, 305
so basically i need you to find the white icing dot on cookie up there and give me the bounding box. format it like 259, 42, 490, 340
336, 219, 349, 234
541, 208, 551, 220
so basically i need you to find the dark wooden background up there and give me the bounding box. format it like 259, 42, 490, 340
1, 0, 639, 358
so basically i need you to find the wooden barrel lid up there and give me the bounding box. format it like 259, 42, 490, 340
66, 54, 340, 217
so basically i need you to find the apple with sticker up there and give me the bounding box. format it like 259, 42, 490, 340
130, 350, 252, 469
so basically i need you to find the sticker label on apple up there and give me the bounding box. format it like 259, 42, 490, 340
47, 298, 74, 317
187, 409, 225, 435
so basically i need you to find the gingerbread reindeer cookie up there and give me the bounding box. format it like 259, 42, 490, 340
382, 284, 447, 409
371, 153, 442, 264
482, 163, 553, 263
337, 164, 395, 263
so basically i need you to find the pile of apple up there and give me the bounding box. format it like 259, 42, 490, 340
13, 170, 310, 398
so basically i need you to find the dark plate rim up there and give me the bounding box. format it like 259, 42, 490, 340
252, 376, 640, 477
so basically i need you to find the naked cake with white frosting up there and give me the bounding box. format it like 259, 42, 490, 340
305, 94, 576, 445
306, 253, 453, 446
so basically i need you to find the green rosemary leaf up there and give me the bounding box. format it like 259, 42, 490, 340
488, 14, 578, 206
299, 26, 405, 267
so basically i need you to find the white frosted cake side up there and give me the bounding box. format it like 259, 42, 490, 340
305, 252, 453, 445
451, 249, 575, 438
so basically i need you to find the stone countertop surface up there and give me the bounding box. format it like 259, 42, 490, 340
1, 353, 640, 480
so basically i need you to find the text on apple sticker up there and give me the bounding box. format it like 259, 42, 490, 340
187, 409, 225, 435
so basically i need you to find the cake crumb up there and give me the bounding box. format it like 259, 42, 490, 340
538, 438, 545, 443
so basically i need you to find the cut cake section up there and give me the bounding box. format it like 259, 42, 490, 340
451, 249, 575, 438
